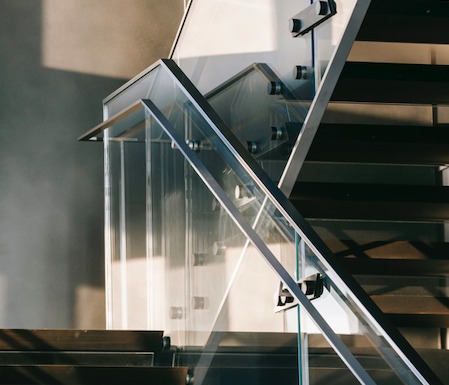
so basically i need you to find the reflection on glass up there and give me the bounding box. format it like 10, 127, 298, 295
84, 0, 441, 381
105, 108, 149, 329
140, 97, 417, 384
172, 0, 314, 96
100, 58, 438, 385
205, 64, 307, 181
146, 122, 251, 347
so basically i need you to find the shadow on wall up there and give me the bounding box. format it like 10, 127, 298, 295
0, 0, 183, 329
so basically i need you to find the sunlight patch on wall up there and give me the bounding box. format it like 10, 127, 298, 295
42, 0, 184, 79
173, 0, 278, 62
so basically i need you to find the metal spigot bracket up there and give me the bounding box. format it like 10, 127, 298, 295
289, 0, 337, 37
274, 273, 329, 313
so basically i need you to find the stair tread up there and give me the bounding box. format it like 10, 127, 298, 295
290, 182, 449, 203
290, 183, 449, 221
332, 241, 449, 260
372, 296, 449, 315
0, 351, 154, 367
315, 123, 449, 142
181, 332, 298, 353
332, 62, 449, 104
340, 62, 449, 82
296, 200, 449, 222
388, 314, 449, 327
0, 366, 188, 385
365, 0, 449, 15
308, 123, 449, 165
358, 0, 449, 44
308, 142, 449, 165
342, 258, 449, 276
358, 15, 449, 44
0, 330, 164, 353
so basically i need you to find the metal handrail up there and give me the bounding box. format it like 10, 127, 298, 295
157, 58, 442, 385
78, 100, 143, 142
79, 56, 443, 384
141, 97, 377, 385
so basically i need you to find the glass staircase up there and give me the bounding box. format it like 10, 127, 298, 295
78, 0, 449, 384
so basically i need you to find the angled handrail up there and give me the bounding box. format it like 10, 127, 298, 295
78, 101, 143, 142
79, 57, 443, 384
141, 97, 377, 385
279, 0, 374, 195
156, 58, 442, 385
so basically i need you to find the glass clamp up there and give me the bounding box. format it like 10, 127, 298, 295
289, 0, 337, 37
274, 273, 329, 313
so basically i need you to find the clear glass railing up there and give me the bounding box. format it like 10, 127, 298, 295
296, 161, 449, 367
79, 59, 442, 384
104, 0, 372, 196
204, 63, 307, 181
170, 0, 358, 97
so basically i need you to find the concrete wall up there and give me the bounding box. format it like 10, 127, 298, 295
0, 0, 183, 328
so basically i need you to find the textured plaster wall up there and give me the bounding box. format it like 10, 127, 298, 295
0, 0, 183, 328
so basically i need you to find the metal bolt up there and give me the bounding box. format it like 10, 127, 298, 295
267, 81, 282, 95
247, 141, 258, 154
169, 307, 184, 320
289, 18, 301, 34
271, 126, 284, 140
186, 370, 195, 385
193, 253, 205, 266
316, 1, 329, 16
186, 139, 201, 152
162, 336, 171, 350
192, 296, 206, 310
294, 65, 308, 80
235, 184, 251, 199
213, 241, 226, 256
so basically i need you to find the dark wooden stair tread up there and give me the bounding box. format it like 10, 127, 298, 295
372, 296, 449, 315
298, 201, 449, 222
314, 123, 449, 144
307, 123, 449, 165
290, 182, 449, 203
0, 351, 154, 367
357, 15, 449, 44
341, 258, 449, 276
339, 62, 449, 83
331, 241, 449, 260
290, 182, 449, 221
0, 330, 184, 384
332, 62, 449, 104
0, 366, 188, 385
364, 0, 449, 17
309, 345, 449, 383
308, 142, 449, 165
388, 314, 449, 327
357, 0, 449, 44
0, 330, 165, 353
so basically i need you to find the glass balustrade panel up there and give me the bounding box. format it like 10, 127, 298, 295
104, 108, 150, 329
100, 59, 440, 383
298, 160, 448, 360
103, 0, 365, 166
171, 0, 361, 95
145, 110, 377, 385
205, 64, 307, 181
141, 100, 425, 384
143, 63, 434, 384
